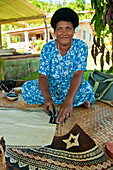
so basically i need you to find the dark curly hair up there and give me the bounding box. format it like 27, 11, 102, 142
51, 8, 79, 30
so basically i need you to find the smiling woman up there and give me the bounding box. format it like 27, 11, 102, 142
22, 7, 95, 123
55, 21, 74, 47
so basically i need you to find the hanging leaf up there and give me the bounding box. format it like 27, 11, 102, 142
91, 44, 95, 59
95, 18, 103, 38
91, 0, 94, 8
100, 43, 105, 53
106, 7, 112, 27
90, 14, 96, 25
96, 38, 100, 48
93, 36, 97, 44
95, 46, 98, 57
93, 46, 98, 65
94, 54, 97, 65
101, 37, 104, 45
91, 0, 113, 71
106, 51, 110, 65
100, 54, 104, 72
112, 53, 113, 63
103, 10, 108, 26
97, 0, 101, 11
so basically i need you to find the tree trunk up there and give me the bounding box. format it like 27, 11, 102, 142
44, 16, 48, 43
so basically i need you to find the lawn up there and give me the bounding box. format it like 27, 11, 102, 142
21, 48, 112, 81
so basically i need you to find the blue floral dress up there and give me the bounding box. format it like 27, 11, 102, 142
22, 38, 95, 106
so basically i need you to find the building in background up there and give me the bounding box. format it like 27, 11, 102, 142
3, 19, 93, 53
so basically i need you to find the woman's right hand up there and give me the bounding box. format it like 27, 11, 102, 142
44, 97, 56, 115
38, 73, 56, 115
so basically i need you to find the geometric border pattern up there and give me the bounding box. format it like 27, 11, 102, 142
5, 145, 112, 170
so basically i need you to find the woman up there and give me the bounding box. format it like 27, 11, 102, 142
22, 7, 95, 123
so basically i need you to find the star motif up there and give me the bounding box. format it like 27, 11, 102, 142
63, 133, 80, 149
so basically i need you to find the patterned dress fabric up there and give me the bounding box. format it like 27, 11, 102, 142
22, 38, 95, 106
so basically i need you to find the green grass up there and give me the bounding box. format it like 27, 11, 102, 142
20, 48, 112, 81
21, 69, 92, 81
21, 71, 39, 80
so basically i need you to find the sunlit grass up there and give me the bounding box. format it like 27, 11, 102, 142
21, 48, 112, 81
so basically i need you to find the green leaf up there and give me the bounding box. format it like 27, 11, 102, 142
90, 14, 96, 25
100, 37, 104, 45
106, 51, 110, 65
95, 19, 103, 38
91, 44, 95, 59
100, 53, 104, 72
94, 11, 104, 38
97, 0, 101, 11
91, 0, 94, 8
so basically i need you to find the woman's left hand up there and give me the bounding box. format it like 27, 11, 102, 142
56, 70, 84, 123
57, 101, 73, 123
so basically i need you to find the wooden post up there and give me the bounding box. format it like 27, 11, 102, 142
0, 24, 2, 49
44, 16, 48, 43
7, 34, 11, 49
111, 31, 113, 66
24, 31, 29, 51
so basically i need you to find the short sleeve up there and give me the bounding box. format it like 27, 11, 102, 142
39, 43, 52, 77
73, 40, 88, 72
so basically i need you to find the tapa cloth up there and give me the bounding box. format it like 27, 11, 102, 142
0, 108, 56, 146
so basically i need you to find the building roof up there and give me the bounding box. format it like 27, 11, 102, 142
0, 0, 46, 25
2, 19, 91, 35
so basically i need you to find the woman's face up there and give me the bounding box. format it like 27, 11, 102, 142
55, 21, 74, 46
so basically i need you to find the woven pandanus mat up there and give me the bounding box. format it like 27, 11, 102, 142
0, 91, 43, 111
56, 102, 113, 149
0, 91, 113, 164
55, 102, 113, 165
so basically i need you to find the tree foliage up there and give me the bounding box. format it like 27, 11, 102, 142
28, 0, 62, 13
91, 0, 113, 72
28, 0, 92, 13
27, 0, 93, 21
